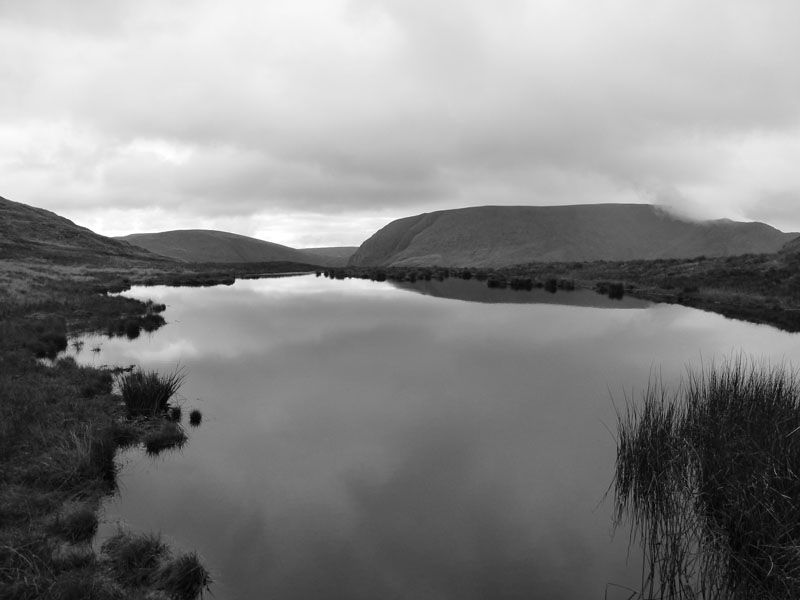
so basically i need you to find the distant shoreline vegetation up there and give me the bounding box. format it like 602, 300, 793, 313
320, 251, 800, 332
318, 266, 629, 300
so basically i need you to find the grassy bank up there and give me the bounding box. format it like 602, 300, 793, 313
324, 250, 800, 332
614, 357, 800, 599
0, 262, 212, 598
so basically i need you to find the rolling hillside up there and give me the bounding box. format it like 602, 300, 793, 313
349, 204, 798, 267
0, 195, 162, 263
117, 230, 350, 266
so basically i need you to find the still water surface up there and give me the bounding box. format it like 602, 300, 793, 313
72, 275, 800, 599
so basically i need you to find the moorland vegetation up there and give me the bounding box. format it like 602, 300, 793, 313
322, 246, 800, 331
614, 356, 800, 599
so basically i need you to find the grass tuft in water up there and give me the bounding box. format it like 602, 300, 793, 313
168, 405, 183, 422
614, 355, 800, 599
100, 530, 211, 599
118, 367, 185, 417
143, 421, 187, 455
157, 551, 213, 600
188, 409, 202, 427
101, 529, 169, 587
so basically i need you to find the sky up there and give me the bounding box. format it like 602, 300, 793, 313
1, 0, 799, 248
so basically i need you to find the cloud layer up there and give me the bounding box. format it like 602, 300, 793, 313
2, 0, 800, 245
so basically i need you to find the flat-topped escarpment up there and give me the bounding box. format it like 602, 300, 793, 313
348, 204, 798, 267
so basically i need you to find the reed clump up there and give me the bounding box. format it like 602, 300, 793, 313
614, 356, 800, 599
101, 530, 212, 599
118, 367, 185, 417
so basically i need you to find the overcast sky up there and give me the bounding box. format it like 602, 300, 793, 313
2, 0, 799, 247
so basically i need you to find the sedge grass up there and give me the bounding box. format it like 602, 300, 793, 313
101, 530, 211, 599
614, 356, 800, 599
101, 529, 169, 587
48, 501, 99, 544
157, 551, 213, 600
143, 421, 188, 455
118, 367, 185, 417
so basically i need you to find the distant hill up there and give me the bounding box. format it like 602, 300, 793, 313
780, 236, 800, 255
349, 204, 798, 268
117, 230, 349, 266
301, 246, 359, 261
0, 195, 163, 264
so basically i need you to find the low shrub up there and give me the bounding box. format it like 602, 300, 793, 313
188, 409, 202, 427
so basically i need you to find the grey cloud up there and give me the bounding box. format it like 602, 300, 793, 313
743, 192, 800, 231
2, 0, 800, 238
0, 0, 128, 35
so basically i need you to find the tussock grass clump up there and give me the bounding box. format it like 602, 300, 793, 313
141, 312, 166, 332
124, 319, 141, 339
49, 568, 123, 600
144, 421, 187, 455
102, 530, 169, 587
145, 300, 167, 313
101, 531, 211, 599
29, 321, 69, 358
49, 501, 99, 543
118, 367, 185, 417
614, 356, 800, 599
157, 551, 213, 600
111, 419, 140, 448
168, 405, 183, 422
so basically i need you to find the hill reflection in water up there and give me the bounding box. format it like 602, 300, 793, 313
391, 277, 652, 308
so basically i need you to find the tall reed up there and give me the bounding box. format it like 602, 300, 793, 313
614, 356, 800, 599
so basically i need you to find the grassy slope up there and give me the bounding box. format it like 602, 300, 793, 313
0, 196, 164, 264
118, 230, 350, 266
348, 204, 798, 267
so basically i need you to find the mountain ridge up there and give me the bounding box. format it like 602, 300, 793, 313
349, 204, 799, 267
